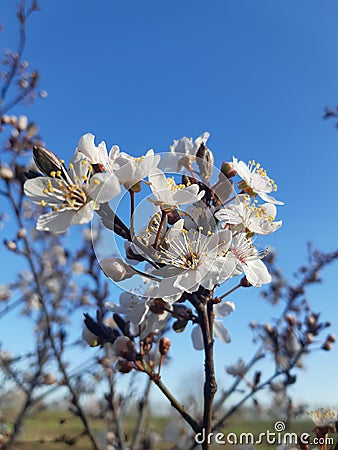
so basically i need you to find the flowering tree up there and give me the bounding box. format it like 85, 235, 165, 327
1, 3, 338, 450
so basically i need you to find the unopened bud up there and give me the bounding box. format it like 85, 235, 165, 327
1, 114, 11, 124
17, 227, 27, 239
117, 359, 133, 373
305, 333, 314, 344
5, 240, 17, 251
113, 336, 136, 361
159, 337, 171, 356
264, 323, 273, 334
220, 162, 237, 178
10, 115, 17, 125
0, 165, 14, 180
100, 258, 135, 282
42, 373, 56, 385
285, 315, 297, 326
196, 142, 214, 181
322, 341, 333, 351
98, 357, 111, 368
32, 145, 66, 177
17, 115, 28, 131
327, 334, 336, 343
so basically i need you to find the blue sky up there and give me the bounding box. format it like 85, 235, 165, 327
1, 0, 338, 410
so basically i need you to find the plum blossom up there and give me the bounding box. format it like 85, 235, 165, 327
100, 258, 136, 282
215, 195, 282, 235
106, 291, 171, 339
76, 132, 119, 172
24, 154, 121, 233
115, 149, 160, 190
232, 158, 283, 205
148, 169, 205, 211
161, 131, 210, 172
151, 220, 235, 295
308, 407, 337, 428
191, 301, 235, 350
227, 233, 271, 287
226, 358, 246, 377
76, 132, 160, 190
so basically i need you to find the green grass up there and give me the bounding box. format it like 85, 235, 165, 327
1, 410, 336, 449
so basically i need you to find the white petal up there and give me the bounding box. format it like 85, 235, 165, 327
173, 185, 204, 205
213, 320, 231, 344
206, 229, 231, 253
214, 301, 235, 318
36, 209, 75, 233
148, 168, 168, 194
258, 192, 284, 205
77, 133, 98, 162
87, 173, 121, 203
243, 259, 271, 287
70, 202, 94, 225
24, 177, 64, 206
173, 270, 202, 294
191, 325, 204, 350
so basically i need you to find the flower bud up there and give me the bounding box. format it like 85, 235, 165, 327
32, 145, 66, 178
1, 114, 11, 124
322, 341, 332, 351
196, 142, 214, 182
5, 240, 17, 251
42, 373, 56, 385
98, 357, 111, 368
305, 333, 314, 344
113, 336, 136, 361
220, 162, 237, 178
0, 165, 14, 180
327, 334, 336, 343
17, 227, 27, 239
159, 337, 171, 356
285, 315, 297, 326
17, 115, 28, 131
117, 359, 133, 373
10, 115, 17, 125
100, 258, 135, 282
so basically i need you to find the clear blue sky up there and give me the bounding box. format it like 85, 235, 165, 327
1, 0, 338, 410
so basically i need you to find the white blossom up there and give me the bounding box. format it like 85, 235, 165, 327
115, 149, 160, 190
100, 258, 136, 282
307, 407, 337, 428
226, 358, 246, 377
232, 158, 283, 205
152, 220, 235, 296
215, 195, 282, 235
161, 132, 210, 172
0, 285, 11, 302
148, 169, 204, 211
191, 301, 235, 350
106, 292, 170, 339
24, 154, 120, 233
76, 132, 119, 172
226, 233, 271, 287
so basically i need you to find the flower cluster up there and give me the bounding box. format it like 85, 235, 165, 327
25, 131, 283, 354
